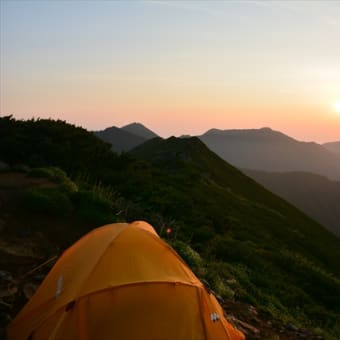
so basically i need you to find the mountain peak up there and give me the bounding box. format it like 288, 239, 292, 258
259, 127, 273, 132
121, 122, 143, 129
132, 136, 205, 155
121, 122, 158, 140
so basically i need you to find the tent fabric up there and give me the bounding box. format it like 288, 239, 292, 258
7, 221, 245, 340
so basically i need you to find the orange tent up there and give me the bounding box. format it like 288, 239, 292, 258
8, 221, 245, 340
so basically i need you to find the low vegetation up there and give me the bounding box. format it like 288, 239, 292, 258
1, 116, 340, 338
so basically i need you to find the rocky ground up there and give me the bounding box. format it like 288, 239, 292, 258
223, 302, 325, 339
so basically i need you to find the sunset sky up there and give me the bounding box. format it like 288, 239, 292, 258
1, 0, 339, 142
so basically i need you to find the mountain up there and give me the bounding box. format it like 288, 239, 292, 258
131, 136, 340, 255
245, 170, 340, 237
2, 116, 340, 338
199, 127, 340, 181
94, 126, 147, 153
94, 123, 158, 153
121, 122, 158, 139
323, 141, 340, 155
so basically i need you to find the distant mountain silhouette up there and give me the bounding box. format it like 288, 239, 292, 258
323, 141, 340, 155
95, 123, 158, 153
245, 170, 340, 237
199, 127, 340, 180
94, 126, 146, 153
121, 122, 158, 139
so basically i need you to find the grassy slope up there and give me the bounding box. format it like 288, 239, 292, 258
130, 137, 340, 333
244, 169, 340, 237
1, 117, 340, 337
131, 137, 340, 266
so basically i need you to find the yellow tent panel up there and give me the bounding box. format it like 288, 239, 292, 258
8, 221, 245, 340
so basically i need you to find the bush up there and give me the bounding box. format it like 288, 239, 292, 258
28, 167, 78, 193
72, 190, 116, 225
24, 187, 73, 216
169, 240, 205, 276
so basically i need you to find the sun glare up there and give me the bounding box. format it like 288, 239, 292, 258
335, 102, 340, 113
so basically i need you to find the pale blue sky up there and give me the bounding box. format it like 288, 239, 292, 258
1, 0, 340, 141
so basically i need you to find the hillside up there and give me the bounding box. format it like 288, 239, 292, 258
199, 127, 340, 181
1, 117, 340, 338
94, 126, 147, 153
245, 170, 340, 237
0, 167, 328, 340
323, 141, 340, 155
131, 137, 340, 336
121, 122, 158, 139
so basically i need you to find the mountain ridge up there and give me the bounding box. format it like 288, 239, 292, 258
202, 127, 294, 141
244, 169, 340, 237
199, 127, 340, 181
1, 116, 340, 338
94, 123, 340, 181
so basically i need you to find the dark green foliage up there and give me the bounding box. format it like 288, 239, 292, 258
28, 167, 78, 192
169, 239, 203, 274
24, 188, 73, 216
2, 116, 340, 337
130, 136, 340, 337
25, 167, 116, 225
0, 115, 118, 177
72, 190, 116, 226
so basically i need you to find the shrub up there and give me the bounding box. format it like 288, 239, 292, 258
169, 240, 204, 275
24, 187, 73, 216
72, 190, 116, 225
28, 167, 78, 193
